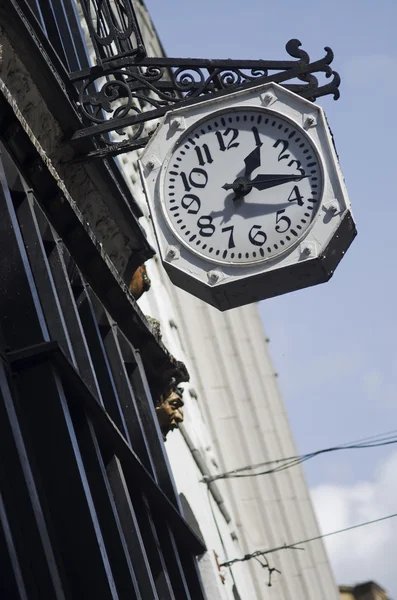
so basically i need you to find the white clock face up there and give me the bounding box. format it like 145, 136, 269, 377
161, 107, 324, 266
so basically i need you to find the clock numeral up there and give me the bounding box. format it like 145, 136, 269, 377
248, 224, 267, 246
287, 158, 305, 177
215, 128, 240, 152
181, 194, 201, 214
274, 140, 306, 176
180, 168, 208, 192
197, 215, 215, 238
273, 139, 290, 162
275, 209, 291, 233
180, 171, 191, 192
251, 126, 262, 147
195, 144, 213, 166
221, 225, 235, 249
287, 185, 304, 207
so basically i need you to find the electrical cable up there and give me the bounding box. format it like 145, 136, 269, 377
206, 486, 241, 592
203, 429, 397, 483
220, 511, 397, 568
337, 428, 397, 447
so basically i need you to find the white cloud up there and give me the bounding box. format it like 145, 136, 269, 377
311, 451, 397, 597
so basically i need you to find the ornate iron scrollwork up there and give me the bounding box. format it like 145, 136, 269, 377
70, 38, 341, 160
78, 0, 146, 64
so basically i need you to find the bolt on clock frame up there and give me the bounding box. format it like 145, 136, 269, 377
70, 0, 342, 161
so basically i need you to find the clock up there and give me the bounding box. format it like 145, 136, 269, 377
160, 107, 323, 266
139, 83, 356, 311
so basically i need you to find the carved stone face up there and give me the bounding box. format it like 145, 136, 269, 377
155, 390, 184, 440
129, 264, 151, 300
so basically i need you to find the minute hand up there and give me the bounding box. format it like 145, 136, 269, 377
250, 173, 308, 191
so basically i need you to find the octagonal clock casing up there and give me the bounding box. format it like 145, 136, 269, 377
139, 82, 356, 311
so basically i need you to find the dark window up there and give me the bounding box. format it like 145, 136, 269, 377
0, 110, 206, 598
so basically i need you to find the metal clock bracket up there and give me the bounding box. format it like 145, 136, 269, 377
68, 0, 341, 162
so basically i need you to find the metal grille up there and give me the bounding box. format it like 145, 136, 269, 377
0, 140, 206, 599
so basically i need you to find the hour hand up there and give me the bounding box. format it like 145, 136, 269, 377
244, 146, 261, 178
250, 173, 308, 190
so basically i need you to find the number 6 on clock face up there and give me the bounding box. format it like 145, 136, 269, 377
161, 107, 324, 266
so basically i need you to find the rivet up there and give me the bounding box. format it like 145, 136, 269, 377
261, 92, 276, 106
165, 246, 179, 261
207, 270, 221, 285
304, 115, 317, 129
328, 201, 339, 214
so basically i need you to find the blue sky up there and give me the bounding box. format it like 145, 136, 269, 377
143, 0, 397, 594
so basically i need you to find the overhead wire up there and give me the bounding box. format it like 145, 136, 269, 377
220, 511, 397, 568
336, 427, 397, 446
207, 429, 397, 586
205, 486, 242, 591
203, 428, 397, 482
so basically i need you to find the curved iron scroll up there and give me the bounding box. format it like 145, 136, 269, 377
70, 39, 341, 159
78, 0, 146, 64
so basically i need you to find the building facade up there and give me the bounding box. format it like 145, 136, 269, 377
0, 1, 208, 598
128, 3, 340, 599
340, 582, 390, 600
0, 0, 340, 598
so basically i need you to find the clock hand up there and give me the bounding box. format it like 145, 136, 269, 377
243, 146, 261, 178
250, 173, 308, 190
227, 142, 262, 201
222, 173, 307, 192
